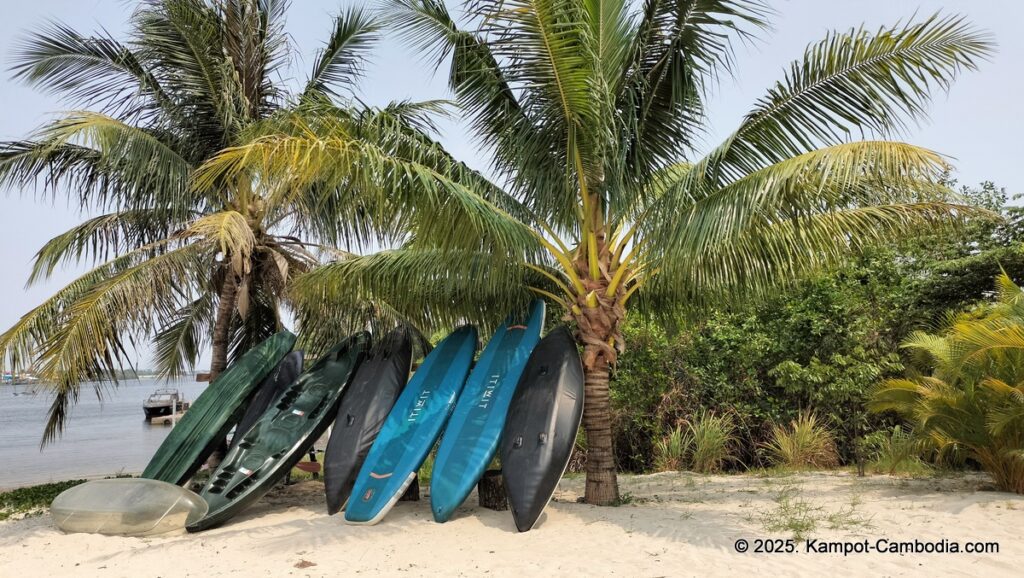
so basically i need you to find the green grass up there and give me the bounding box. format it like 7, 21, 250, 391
0, 480, 87, 521
654, 410, 738, 473
654, 426, 687, 471
686, 410, 738, 473
757, 483, 872, 541
763, 411, 840, 469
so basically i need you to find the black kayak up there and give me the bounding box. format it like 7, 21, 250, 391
230, 351, 304, 449
500, 326, 585, 532
323, 328, 413, 515
188, 333, 368, 532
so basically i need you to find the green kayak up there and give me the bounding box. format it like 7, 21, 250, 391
142, 331, 297, 485
188, 332, 368, 531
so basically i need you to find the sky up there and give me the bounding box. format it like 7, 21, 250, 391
0, 0, 1021, 369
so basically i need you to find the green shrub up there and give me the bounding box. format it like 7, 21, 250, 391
653, 425, 687, 472
763, 411, 839, 469
863, 426, 933, 476
685, 410, 738, 473
871, 274, 1024, 494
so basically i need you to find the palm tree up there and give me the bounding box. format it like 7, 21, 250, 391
0, 1, 453, 442
191, 1, 994, 504
871, 274, 1024, 493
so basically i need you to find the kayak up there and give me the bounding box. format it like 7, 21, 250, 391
187, 333, 368, 531
344, 326, 478, 525
430, 300, 545, 522
324, 328, 413, 515
142, 331, 296, 485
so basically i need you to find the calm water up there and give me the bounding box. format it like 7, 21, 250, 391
0, 378, 210, 490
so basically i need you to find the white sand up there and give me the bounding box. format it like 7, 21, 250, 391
2, 471, 1022, 577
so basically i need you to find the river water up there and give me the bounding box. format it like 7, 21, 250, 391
0, 378, 210, 490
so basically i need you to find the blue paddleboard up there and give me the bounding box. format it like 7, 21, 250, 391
344, 325, 478, 525
430, 300, 546, 522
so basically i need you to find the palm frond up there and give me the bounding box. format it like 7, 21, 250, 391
193, 114, 540, 256
0, 239, 212, 443
0, 112, 195, 215
183, 211, 256, 275
705, 13, 993, 183
290, 248, 541, 338
303, 7, 380, 99
10, 20, 178, 121
152, 292, 215, 379
27, 209, 190, 285
620, 0, 768, 171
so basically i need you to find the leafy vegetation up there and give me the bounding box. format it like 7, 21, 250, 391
863, 426, 933, 477
871, 274, 1024, 494
612, 181, 1023, 475
0, 480, 86, 520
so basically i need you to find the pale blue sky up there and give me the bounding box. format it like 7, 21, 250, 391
1, 1, 1021, 369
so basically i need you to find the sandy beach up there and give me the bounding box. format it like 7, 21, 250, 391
1, 471, 1021, 577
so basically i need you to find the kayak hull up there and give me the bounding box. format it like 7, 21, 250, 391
51, 478, 207, 536
430, 300, 545, 522
500, 327, 584, 532
344, 326, 478, 525
142, 331, 296, 485
230, 350, 304, 449
324, 329, 413, 515
188, 334, 368, 532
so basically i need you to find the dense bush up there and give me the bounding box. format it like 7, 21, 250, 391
612, 252, 910, 470
609, 181, 1024, 474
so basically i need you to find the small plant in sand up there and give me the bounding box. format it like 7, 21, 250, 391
863, 426, 933, 477
654, 426, 688, 472
758, 484, 821, 541
763, 411, 840, 469
654, 410, 737, 473
758, 484, 871, 541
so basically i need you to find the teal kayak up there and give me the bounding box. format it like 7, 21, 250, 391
430, 300, 545, 522
344, 326, 478, 525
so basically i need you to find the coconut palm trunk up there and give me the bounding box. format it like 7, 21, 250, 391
580, 355, 619, 503
210, 274, 238, 381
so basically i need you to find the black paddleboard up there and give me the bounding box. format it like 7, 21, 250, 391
323, 328, 413, 515
230, 351, 304, 449
500, 326, 585, 532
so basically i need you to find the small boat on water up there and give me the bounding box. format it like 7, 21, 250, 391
143, 388, 191, 420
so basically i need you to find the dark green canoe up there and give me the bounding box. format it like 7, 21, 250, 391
187, 332, 368, 532
141, 331, 297, 485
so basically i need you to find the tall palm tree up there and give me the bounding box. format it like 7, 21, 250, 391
871, 274, 1024, 493
0, 0, 454, 442
193, 1, 995, 504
